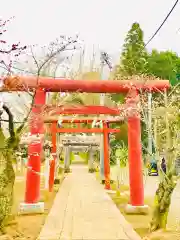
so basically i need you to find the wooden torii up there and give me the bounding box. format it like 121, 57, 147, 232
36, 105, 123, 192
2, 76, 169, 214
45, 116, 122, 191
62, 136, 99, 173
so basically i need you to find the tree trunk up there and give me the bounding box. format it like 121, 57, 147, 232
0, 152, 15, 232
0, 104, 25, 233
150, 173, 176, 232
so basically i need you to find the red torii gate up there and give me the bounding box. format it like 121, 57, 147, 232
38, 105, 122, 192
2, 76, 169, 212
42, 106, 122, 192
47, 117, 121, 192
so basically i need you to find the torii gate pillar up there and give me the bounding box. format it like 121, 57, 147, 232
103, 122, 111, 190
125, 91, 148, 214
19, 88, 45, 214
64, 146, 71, 173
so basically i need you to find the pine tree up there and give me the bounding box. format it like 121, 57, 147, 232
120, 22, 147, 76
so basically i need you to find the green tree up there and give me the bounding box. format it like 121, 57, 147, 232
119, 22, 147, 76
114, 123, 128, 146
147, 50, 179, 81
149, 89, 180, 232
112, 23, 148, 146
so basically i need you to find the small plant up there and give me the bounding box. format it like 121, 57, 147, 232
118, 146, 128, 168
88, 168, 96, 173
64, 167, 71, 173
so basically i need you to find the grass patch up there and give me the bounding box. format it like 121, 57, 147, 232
95, 167, 180, 239
1, 171, 65, 239
108, 185, 180, 240
95, 170, 100, 180
109, 190, 152, 238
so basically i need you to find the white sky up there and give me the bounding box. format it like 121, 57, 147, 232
1, 0, 180, 133
1, 0, 180, 65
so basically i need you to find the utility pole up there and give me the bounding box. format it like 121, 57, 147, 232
79, 45, 85, 76
148, 92, 153, 164
90, 45, 96, 72
99, 52, 112, 183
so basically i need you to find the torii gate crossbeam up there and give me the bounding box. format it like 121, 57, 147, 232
44, 117, 123, 123
3, 76, 169, 93
44, 105, 120, 115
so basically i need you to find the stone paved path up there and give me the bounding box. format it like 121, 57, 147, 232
38, 164, 141, 240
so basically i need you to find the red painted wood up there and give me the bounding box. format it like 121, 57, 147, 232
44, 118, 123, 123
103, 122, 111, 190
45, 105, 120, 115
3, 76, 169, 93
25, 88, 46, 204
54, 128, 120, 133
128, 116, 144, 206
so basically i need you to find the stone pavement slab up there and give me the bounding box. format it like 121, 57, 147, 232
37, 165, 141, 240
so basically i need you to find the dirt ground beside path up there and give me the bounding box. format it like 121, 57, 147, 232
0, 175, 62, 240
95, 167, 180, 240
108, 184, 180, 240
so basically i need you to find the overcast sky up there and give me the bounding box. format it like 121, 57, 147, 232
1, 0, 180, 133
1, 0, 180, 65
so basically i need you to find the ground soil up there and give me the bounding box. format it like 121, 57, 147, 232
95, 170, 180, 240
109, 183, 180, 240
0, 172, 63, 240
